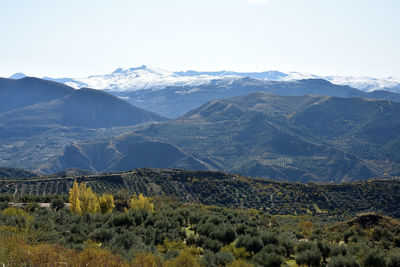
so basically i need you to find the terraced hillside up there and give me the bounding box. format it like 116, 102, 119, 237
2, 168, 400, 218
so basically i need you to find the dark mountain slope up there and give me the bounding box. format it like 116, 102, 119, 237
0, 87, 167, 137
0, 167, 37, 179
57, 88, 166, 127
0, 77, 75, 113
45, 138, 209, 173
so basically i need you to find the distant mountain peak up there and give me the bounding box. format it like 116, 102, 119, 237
9, 72, 26, 79
112, 65, 148, 74
42, 66, 400, 93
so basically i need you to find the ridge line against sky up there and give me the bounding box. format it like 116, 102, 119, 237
0, 0, 399, 78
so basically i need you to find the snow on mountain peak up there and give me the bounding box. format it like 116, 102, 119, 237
56, 66, 239, 92
9, 72, 27, 79
43, 66, 400, 93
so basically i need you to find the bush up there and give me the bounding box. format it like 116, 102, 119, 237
261, 231, 278, 246
204, 238, 222, 253
166, 249, 199, 267
215, 251, 234, 266
25, 202, 40, 212
90, 228, 114, 242
210, 226, 236, 244
387, 250, 400, 267
236, 224, 246, 235
236, 235, 263, 254
131, 252, 164, 267
111, 214, 134, 227
362, 250, 385, 267
330, 244, 347, 257
51, 198, 65, 211
253, 251, 284, 267
201, 250, 234, 267
260, 244, 286, 256
112, 232, 142, 250
296, 246, 322, 267
327, 255, 360, 267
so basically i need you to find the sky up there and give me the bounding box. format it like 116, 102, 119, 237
0, 0, 399, 78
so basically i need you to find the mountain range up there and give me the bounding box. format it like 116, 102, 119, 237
47, 92, 400, 182
2, 74, 400, 183
10, 66, 400, 118
115, 77, 400, 118
10, 65, 400, 93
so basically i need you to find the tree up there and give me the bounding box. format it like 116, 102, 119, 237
98, 194, 115, 213
296, 247, 322, 267
362, 250, 385, 267
327, 255, 360, 267
79, 183, 98, 214
166, 249, 200, 267
253, 251, 284, 267
69, 180, 81, 215
130, 193, 154, 213
131, 253, 164, 267
51, 197, 65, 211
317, 241, 331, 264
387, 250, 400, 267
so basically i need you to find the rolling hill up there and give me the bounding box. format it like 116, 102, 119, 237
0, 78, 166, 138
0, 77, 75, 113
0, 167, 37, 179
47, 92, 400, 182
2, 168, 400, 218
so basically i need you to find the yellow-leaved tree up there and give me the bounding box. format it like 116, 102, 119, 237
69, 180, 81, 215
98, 193, 115, 213
79, 183, 99, 214
130, 193, 154, 213
69, 181, 113, 215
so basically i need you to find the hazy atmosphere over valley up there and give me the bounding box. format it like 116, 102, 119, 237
1, 1, 400, 266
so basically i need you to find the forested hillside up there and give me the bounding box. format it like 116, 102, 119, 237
2, 168, 400, 218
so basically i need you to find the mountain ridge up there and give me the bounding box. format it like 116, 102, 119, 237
46, 91, 400, 182
0, 77, 167, 139
119, 77, 400, 118
39, 65, 400, 92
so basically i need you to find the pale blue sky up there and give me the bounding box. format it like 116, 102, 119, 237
0, 0, 399, 77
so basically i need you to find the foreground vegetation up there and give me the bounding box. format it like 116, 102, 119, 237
1, 188, 400, 266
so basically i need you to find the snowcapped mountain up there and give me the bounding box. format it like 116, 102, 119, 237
45, 65, 245, 92
18, 65, 400, 93
9, 72, 27, 79
324, 75, 400, 92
